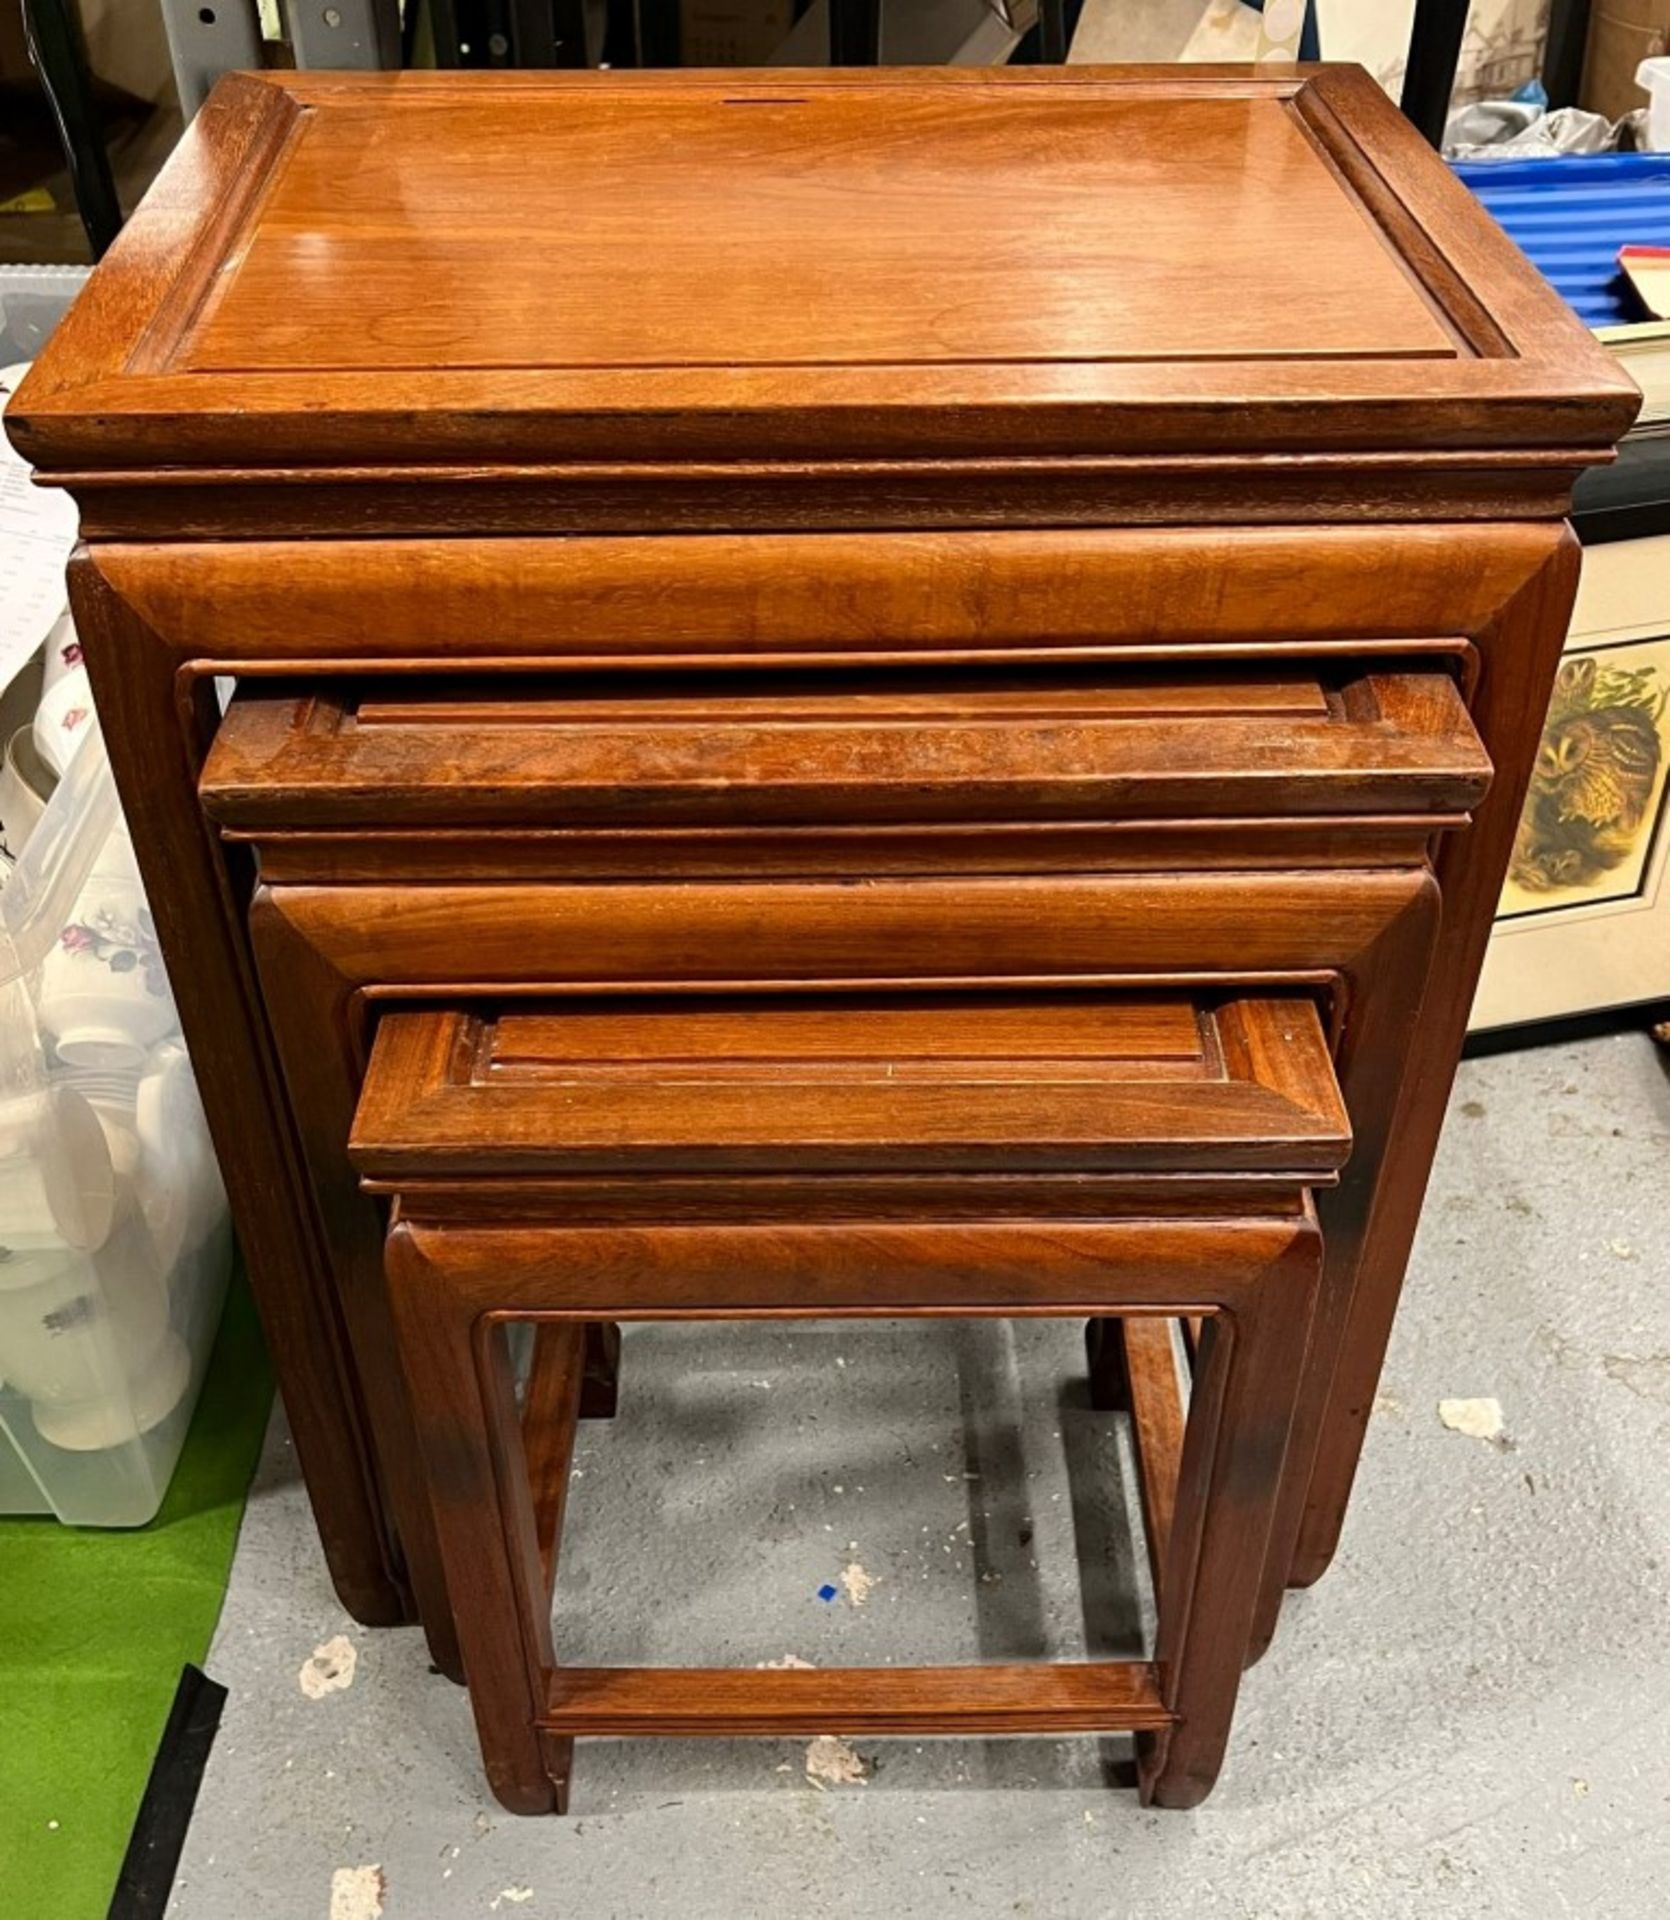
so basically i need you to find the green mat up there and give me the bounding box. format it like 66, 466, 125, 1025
0, 1277, 271, 1920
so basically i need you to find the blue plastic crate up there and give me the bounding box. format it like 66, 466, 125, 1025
1451, 151, 1670, 330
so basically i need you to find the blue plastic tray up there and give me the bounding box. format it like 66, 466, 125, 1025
1451, 151, 1670, 329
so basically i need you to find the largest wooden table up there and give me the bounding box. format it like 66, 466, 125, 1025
8, 66, 1636, 1647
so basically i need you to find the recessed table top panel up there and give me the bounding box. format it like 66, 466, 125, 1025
178, 88, 1454, 375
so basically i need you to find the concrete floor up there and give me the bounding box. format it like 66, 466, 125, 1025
167, 1031, 1670, 1920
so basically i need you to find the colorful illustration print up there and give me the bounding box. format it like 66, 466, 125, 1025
1504, 644, 1670, 914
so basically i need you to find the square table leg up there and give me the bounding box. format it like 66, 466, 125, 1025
72, 558, 410, 1626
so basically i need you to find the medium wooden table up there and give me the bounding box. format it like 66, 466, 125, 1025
8, 66, 1636, 1650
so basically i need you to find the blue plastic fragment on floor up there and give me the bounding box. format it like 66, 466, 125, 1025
817, 1583, 839, 1603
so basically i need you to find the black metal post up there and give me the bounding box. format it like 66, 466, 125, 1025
1038, 0, 1068, 65
1541, 0, 1593, 109
637, 0, 681, 67
20, 0, 123, 260
1399, 0, 1472, 149
829, 0, 880, 65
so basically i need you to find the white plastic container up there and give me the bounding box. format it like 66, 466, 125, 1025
1, 264, 231, 1524
0, 721, 231, 1525
1640, 57, 1670, 153
0, 264, 90, 364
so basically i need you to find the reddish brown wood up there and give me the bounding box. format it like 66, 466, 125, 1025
1289, 528, 1588, 1588
369, 1173, 1319, 1225
243, 853, 1412, 1682
8, 69, 1633, 493
253, 854, 1421, 1677
349, 994, 1349, 1179
200, 667, 1490, 830
1139, 1260, 1321, 1811
67, 561, 409, 1628
1122, 1318, 1188, 1613
542, 1663, 1173, 1736
381, 1254, 559, 1813
521, 1322, 585, 1590
173, 90, 1456, 377
255, 867, 1435, 987
363, 982, 1330, 1808
381, 1194, 1321, 1812
1248, 861, 1443, 1656
245, 890, 462, 1679
389, 1218, 1313, 1316
6, 68, 1635, 1747
229, 817, 1467, 887
81, 522, 1555, 661
50, 460, 1602, 544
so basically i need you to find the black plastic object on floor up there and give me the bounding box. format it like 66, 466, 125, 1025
107, 1667, 227, 1920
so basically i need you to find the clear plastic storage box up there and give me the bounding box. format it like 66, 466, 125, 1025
1, 264, 232, 1525
0, 721, 231, 1524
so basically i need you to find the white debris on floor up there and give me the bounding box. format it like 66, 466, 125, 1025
299, 1635, 358, 1700
1437, 1396, 1505, 1441
840, 1562, 878, 1607
163, 1035, 1670, 1918
327, 1865, 384, 1920
804, 1735, 869, 1789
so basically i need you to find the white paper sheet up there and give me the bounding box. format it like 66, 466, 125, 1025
0, 363, 78, 699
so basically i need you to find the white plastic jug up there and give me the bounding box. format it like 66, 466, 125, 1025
1640, 57, 1670, 152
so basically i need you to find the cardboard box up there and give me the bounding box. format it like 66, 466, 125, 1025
0, 10, 33, 86
1581, 0, 1670, 122
680, 0, 795, 65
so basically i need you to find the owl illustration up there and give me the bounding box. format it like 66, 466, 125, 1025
1536, 705, 1661, 836
1549, 655, 1597, 716
1510, 659, 1667, 895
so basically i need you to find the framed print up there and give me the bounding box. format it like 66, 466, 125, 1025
1472, 531, 1670, 1032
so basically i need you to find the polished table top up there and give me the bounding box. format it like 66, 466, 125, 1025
7, 66, 1636, 485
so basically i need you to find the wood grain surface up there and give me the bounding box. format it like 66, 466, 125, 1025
383, 1206, 1321, 1810
200, 668, 1490, 829
540, 1664, 1175, 1736
8, 67, 1635, 495
349, 994, 1349, 1177
20, 69, 1635, 1729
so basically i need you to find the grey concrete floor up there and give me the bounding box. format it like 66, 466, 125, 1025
167, 1032, 1670, 1920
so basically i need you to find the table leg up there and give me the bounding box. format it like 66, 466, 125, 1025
1287, 529, 1581, 1589
1249, 873, 1441, 1656
71, 558, 409, 1625
247, 891, 464, 1678
387, 1228, 560, 1815
1139, 1227, 1321, 1808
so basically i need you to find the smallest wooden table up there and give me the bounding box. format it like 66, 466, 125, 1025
352, 989, 1348, 1811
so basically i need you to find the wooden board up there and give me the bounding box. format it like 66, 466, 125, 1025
348, 992, 1349, 1177
199, 668, 1491, 830
541, 1661, 1173, 1735
181, 90, 1454, 374
7, 67, 1637, 494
